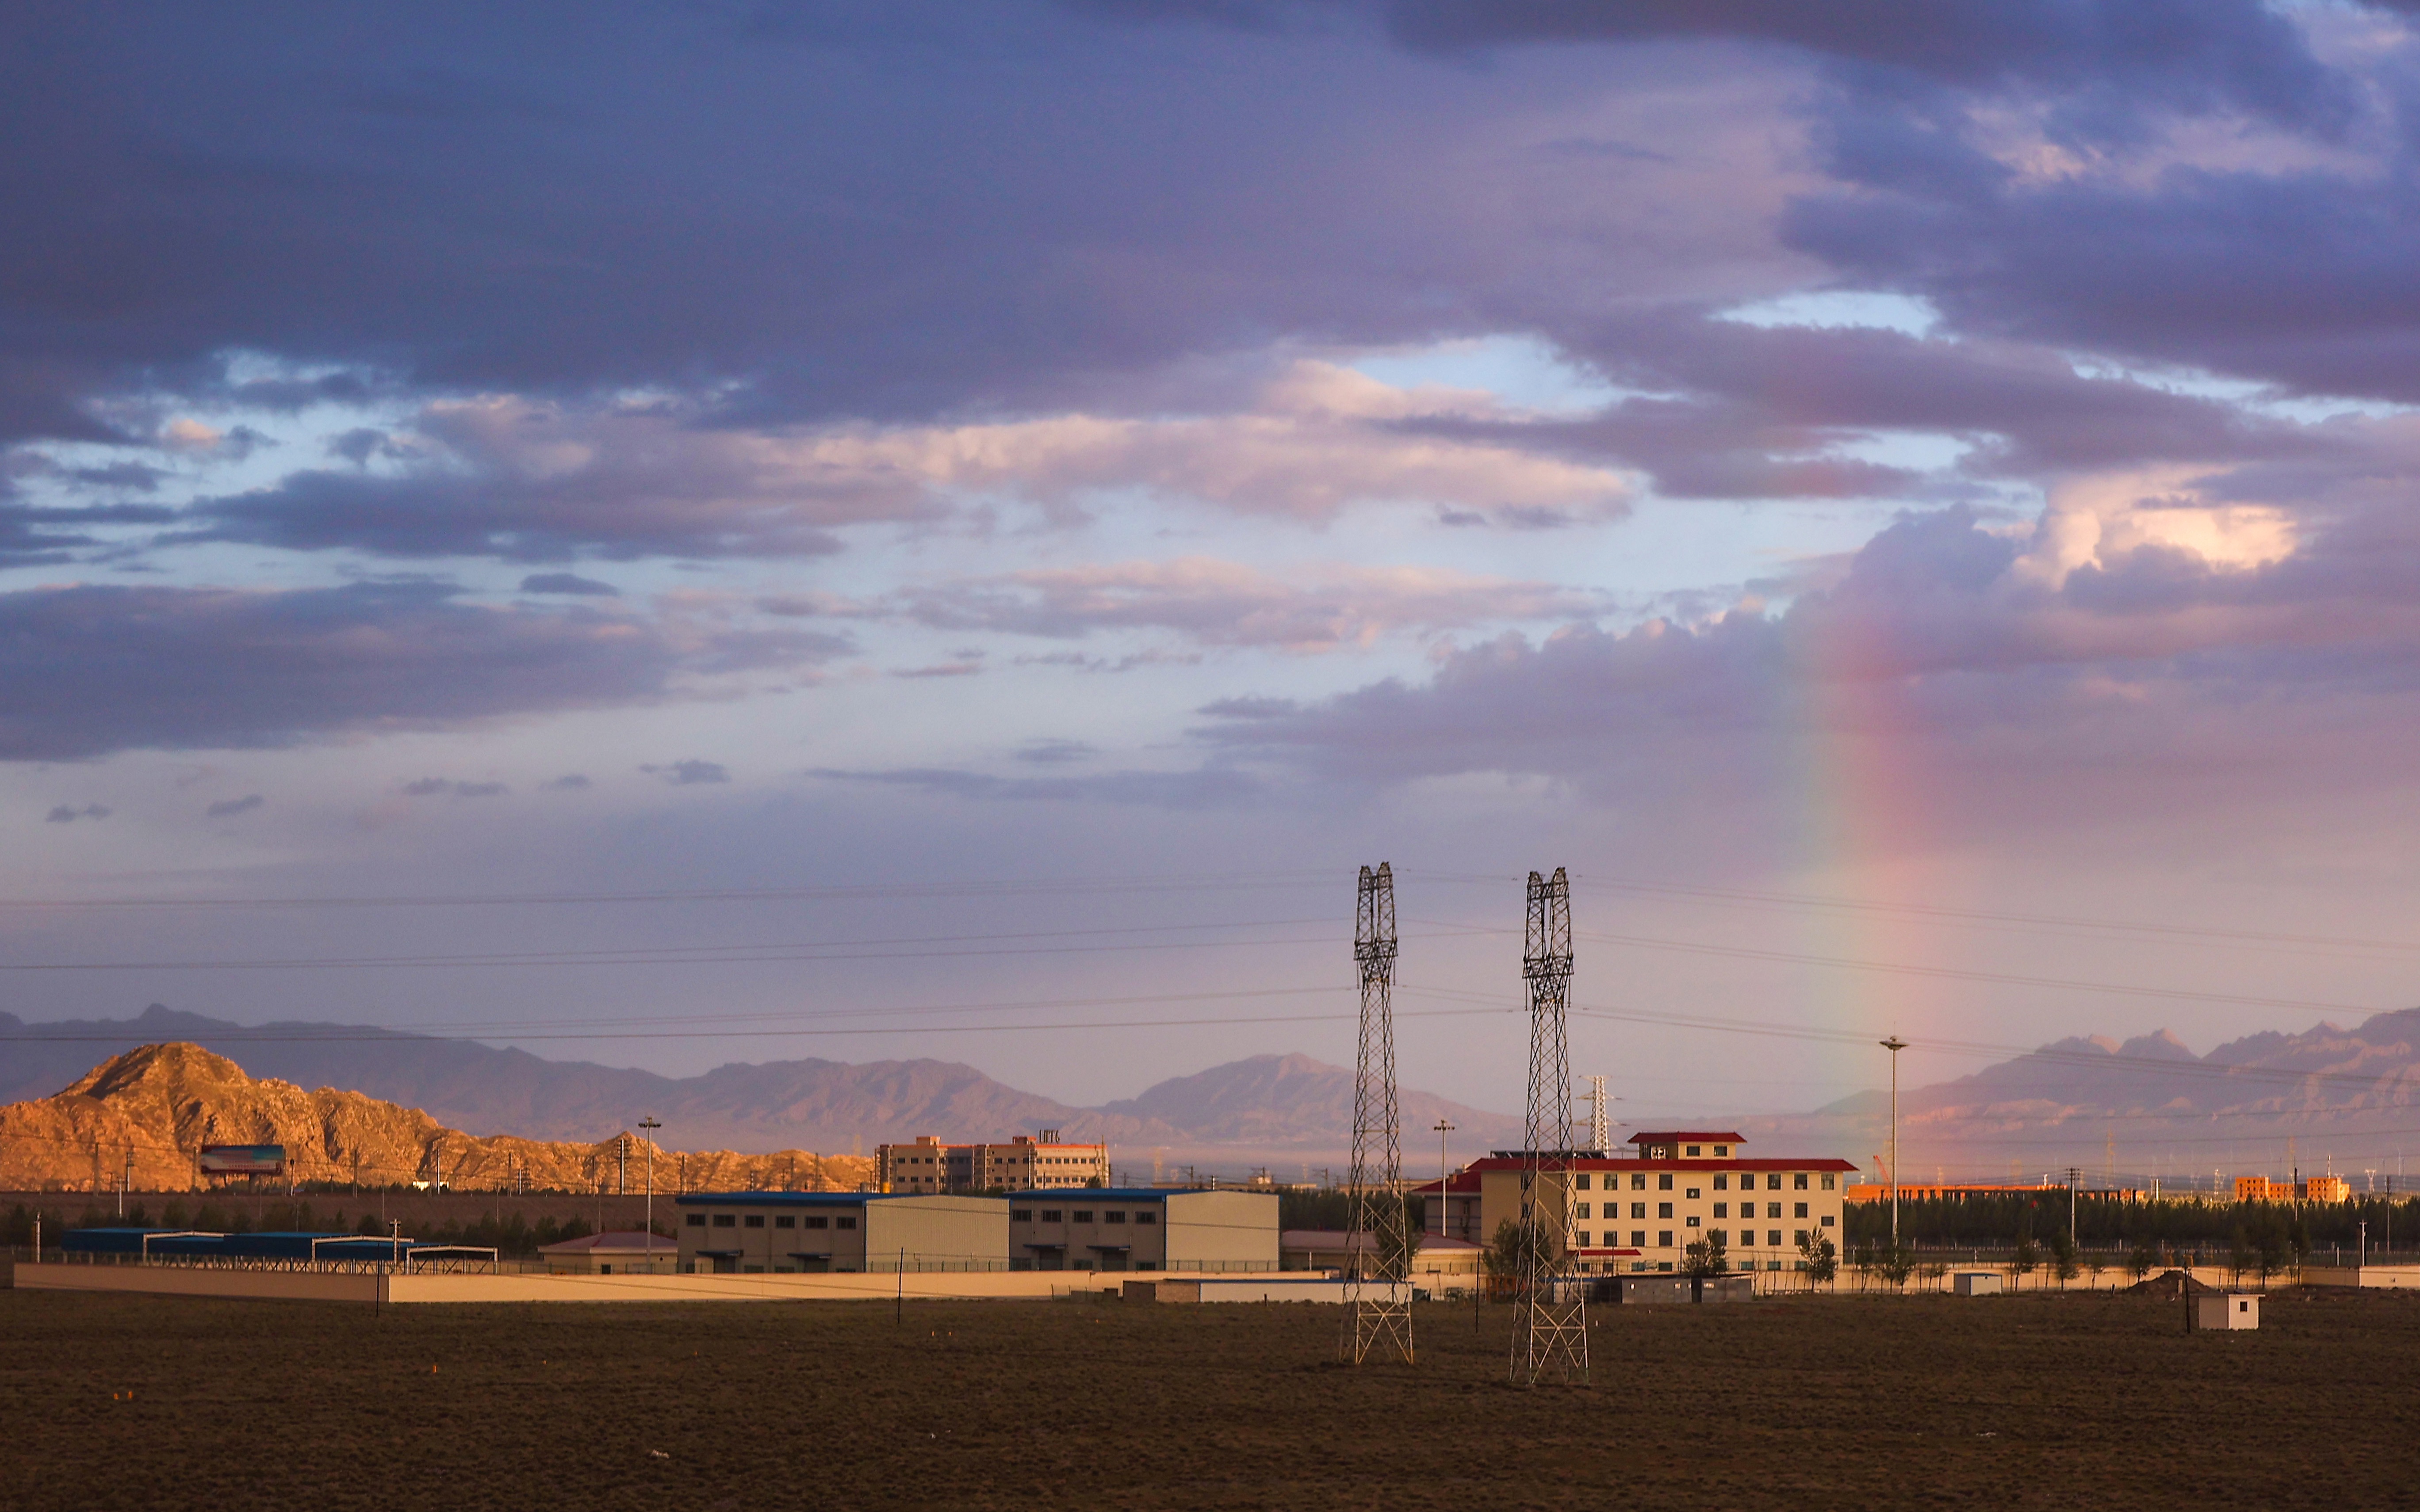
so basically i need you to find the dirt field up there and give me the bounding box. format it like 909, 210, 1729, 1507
3, 1287, 2415, 1509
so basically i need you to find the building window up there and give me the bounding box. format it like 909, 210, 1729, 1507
1767, 1174, 1783, 1191
1686, 1216, 1700, 1229
1713, 1203, 1727, 1219
1136, 1212, 1156, 1225
712, 1214, 736, 1228
1821, 1214, 1836, 1227
775, 1216, 796, 1229
1714, 1175, 1727, 1191
1041, 1210, 1063, 1223
1011, 1209, 1032, 1222
804, 1216, 828, 1230
1657, 1230, 1673, 1248
1658, 1203, 1673, 1219
1575, 1231, 1590, 1248
744, 1215, 765, 1229
1575, 1203, 1590, 1220
1768, 1230, 1782, 1246
1793, 1230, 1808, 1246
1574, 1174, 1590, 1191
1794, 1203, 1808, 1219
1822, 1174, 1836, 1190
1631, 1174, 1647, 1191
1685, 1187, 1700, 1200
1631, 1231, 1646, 1247
836, 1216, 857, 1231
1685, 1145, 1700, 1157
1794, 1172, 1809, 1190
1631, 1203, 1646, 1220
1713, 1145, 1728, 1157
685, 1214, 705, 1227
1073, 1211, 1094, 1224
1658, 1174, 1673, 1191
1105, 1211, 1128, 1225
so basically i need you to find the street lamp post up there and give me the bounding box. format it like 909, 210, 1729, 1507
1432, 1119, 1455, 1243
639, 1117, 662, 1272
1880, 1037, 1908, 1252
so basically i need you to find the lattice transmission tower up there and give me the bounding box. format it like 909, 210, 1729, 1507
1513, 866, 1589, 1386
1344, 862, 1414, 1365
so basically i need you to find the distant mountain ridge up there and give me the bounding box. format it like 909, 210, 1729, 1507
0, 1005, 1524, 1161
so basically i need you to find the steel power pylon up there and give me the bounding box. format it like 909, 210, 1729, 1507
1344, 862, 1414, 1365
1513, 866, 1589, 1386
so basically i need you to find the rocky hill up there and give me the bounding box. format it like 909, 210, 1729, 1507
0, 1042, 874, 1194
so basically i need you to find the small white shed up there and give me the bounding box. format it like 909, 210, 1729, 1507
2195, 1293, 2261, 1330
1952, 1272, 2003, 1297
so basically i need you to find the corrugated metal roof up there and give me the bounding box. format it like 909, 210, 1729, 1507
536, 1230, 675, 1254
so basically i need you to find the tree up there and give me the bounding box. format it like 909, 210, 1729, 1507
1798, 1231, 1838, 1286
2051, 1230, 2080, 1285
1682, 1230, 1728, 1279
1876, 1243, 1915, 1289
2128, 1239, 2156, 1280
1485, 1217, 1549, 1281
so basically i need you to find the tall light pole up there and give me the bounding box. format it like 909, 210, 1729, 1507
1433, 1119, 1455, 1241
639, 1117, 662, 1271
1880, 1037, 1908, 1251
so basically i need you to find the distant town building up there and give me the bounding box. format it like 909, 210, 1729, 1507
877, 1131, 1110, 1194
2235, 1175, 2350, 1203
1005, 1188, 1276, 1273
676, 1191, 1007, 1275
1422, 1130, 1853, 1275
537, 1230, 675, 1275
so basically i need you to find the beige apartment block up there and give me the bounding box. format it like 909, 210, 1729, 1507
676, 1191, 1007, 1274
877, 1130, 1110, 1194
1462, 1130, 1855, 1275
1005, 1188, 1277, 1273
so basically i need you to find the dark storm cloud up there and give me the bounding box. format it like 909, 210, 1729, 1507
518, 573, 620, 597
0, 581, 833, 761
0, 502, 179, 565
810, 764, 1258, 809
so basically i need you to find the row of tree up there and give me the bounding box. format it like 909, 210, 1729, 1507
1844, 1191, 2417, 1252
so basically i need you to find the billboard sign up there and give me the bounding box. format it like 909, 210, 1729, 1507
199, 1144, 286, 1176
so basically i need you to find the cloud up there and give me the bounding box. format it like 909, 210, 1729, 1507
43, 803, 109, 824
1015, 739, 1099, 765
0, 503, 180, 566
642, 760, 728, 785
204, 794, 264, 818
873, 557, 1612, 652
401, 778, 508, 799
540, 773, 592, 791
0, 581, 840, 762
1194, 498, 2420, 844
809, 765, 1257, 809
517, 573, 620, 597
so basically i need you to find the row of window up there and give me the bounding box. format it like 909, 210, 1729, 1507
1574, 1200, 1812, 1220
686, 1213, 859, 1231
1572, 1172, 1831, 1192
1008, 1209, 1157, 1225
1576, 1228, 1814, 1250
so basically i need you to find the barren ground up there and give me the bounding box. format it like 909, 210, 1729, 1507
3, 1287, 2413, 1509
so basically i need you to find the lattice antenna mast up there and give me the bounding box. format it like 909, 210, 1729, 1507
1587, 1075, 1611, 1156
1344, 863, 1414, 1365
1513, 867, 1589, 1386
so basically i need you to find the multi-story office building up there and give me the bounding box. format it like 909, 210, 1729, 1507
1432, 1130, 1855, 1275
877, 1130, 1111, 1194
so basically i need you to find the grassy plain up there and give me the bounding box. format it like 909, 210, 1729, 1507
3, 1286, 2415, 1509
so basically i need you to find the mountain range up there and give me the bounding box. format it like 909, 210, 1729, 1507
0, 1005, 1525, 1165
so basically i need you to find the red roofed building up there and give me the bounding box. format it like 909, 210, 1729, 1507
1445, 1131, 1857, 1275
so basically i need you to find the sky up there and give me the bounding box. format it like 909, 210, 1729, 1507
11, 2, 2420, 1145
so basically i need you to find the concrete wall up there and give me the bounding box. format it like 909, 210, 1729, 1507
1163, 1190, 1279, 1271
2301, 1264, 2420, 1289
15, 1262, 376, 1303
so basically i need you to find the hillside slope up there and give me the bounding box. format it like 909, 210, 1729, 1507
0, 1042, 873, 1193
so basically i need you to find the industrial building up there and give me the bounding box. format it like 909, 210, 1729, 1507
677, 1191, 1007, 1274
537, 1230, 676, 1275
1005, 1188, 1276, 1272
1430, 1130, 1855, 1275
2234, 1175, 2351, 1203
876, 1130, 1110, 1193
